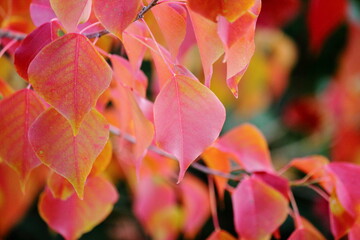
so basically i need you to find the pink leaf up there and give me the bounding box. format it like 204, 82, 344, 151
39, 175, 118, 240
154, 75, 225, 182
30, 0, 56, 26
232, 176, 288, 240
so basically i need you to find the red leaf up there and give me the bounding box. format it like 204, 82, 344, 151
288, 217, 326, 240
307, 0, 347, 52
154, 75, 225, 182
28, 33, 112, 133
14, 20, 63, 81
0, 89, 46, 183
216, 123, 274, 173
50, 0, 91, 32
39, 175, 118, 240
93, 0, 141, 39
29, 108, 109, 198
232, 176, 288, 240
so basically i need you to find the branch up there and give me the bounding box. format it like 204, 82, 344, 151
109, 125, 243, 181
0, 0, 159, 41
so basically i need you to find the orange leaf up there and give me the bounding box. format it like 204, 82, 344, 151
202, 147, 231, 200
154, 75, 225, 182
0, 89, 46, 183
216, 123, 274, 173
151, 3, 187, 58
207, 229, 236, 240
29, 108, 109, 198
90, 140, 112, 176
39, 175, 118, 240
28, 33, 112, 133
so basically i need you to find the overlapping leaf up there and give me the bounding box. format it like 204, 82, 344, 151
188, 0, 255, 22
39, 175, 118, 240
154, 75, 225, 182
14, 20, 63, 80
29, 108, 109, 198
93, 0, 141, 39
28, 33, 112, 133
232, 176, 288, 240
50, 0, 91, 32
216, 123, 274, 173
0, 89, 46, 183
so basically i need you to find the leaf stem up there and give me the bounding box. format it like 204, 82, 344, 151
208, 176, 221, 231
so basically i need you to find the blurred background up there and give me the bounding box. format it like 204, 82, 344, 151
2, 0, 360, 239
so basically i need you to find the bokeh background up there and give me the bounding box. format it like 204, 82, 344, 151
1, 0, 360, 239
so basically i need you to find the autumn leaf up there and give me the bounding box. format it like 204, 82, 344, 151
216, 123, 274, 173
14, 20, 63, 80
0, 89, 46, 184
28, 33, 112, 133
154, 75, 226, 182
29, 108, 109, 198
39, 175, 118, 240
93, 0, 141, 40
49, 0, 91, 32
232, 176, 288, 240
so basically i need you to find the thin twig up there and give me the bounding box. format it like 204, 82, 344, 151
0, 0, 160, 41
109, 125, 242, 180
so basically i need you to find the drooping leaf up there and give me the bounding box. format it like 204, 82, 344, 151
28, 33, 112, 133
180, 175, 210, 238
218, 0, 260, 97
151, 3, 187, 58
187, 0, 255, 22
29, 108, 109, 198
39, 175, 118, 240
0, 89, 46, 183
123, 21, 148, 70
232, 176, 288, 240
216, 123, 274, 173
14, 20, 63, 80
50, 0, 91, 32
207, 229, 236, 240
93, 0, 141, 39
188, 9, 224, 86
154, 75, 226, 182
290, 156, 329, 181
